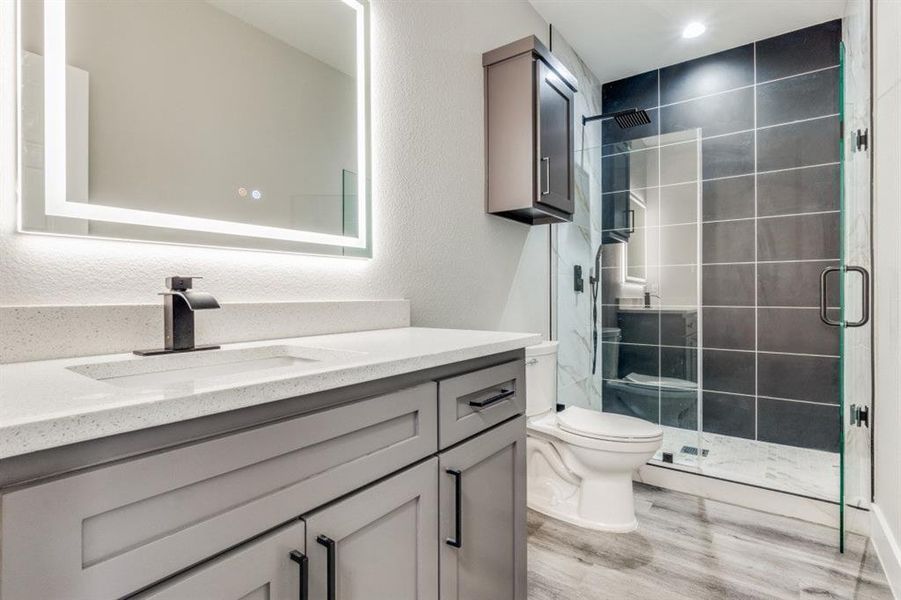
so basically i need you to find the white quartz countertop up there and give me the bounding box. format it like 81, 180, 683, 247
0, 327, 541, 459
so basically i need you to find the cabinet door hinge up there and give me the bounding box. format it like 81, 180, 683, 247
850, 404, 869, 427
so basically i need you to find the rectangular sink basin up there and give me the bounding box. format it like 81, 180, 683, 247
69, 345, 364, 390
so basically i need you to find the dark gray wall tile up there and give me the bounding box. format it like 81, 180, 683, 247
660, 141, 699, 185
661, 392, 699, 430
702, 307, 755, 350
661, 346, 698, 382
757, 68, 840, 127
758, 353, 839, 404
757, 164, 840, 217
660, 223, 698, 265
757, 213, 839, 261
703, 220, 755, 263
757, 398, 839, 452
602, 108, 659, 156
703, 264, 755, 306
616, 310, 660, 345
758, 260, 839, 307
603, 70, 659, 112
660, 309, 699, 347
604, 342, 660, 379
702, 175, 755, 221
702, 392, 756, 439
660, 182, 698, 226
758, 308, 839, 355
755, 20, 842, 82
757, 116, 840, 172
661, 87, 754, 138
702, 132, 754, 179
660, 44, 754, 104
703, 350, 756, 395
603, 380, 660, 423
602, 148, 659, 192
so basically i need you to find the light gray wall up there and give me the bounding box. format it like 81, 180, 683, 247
872, 0, 901, 592
0, 0, 551, 337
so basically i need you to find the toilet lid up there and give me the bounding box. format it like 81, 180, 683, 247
557, 407, 663, 441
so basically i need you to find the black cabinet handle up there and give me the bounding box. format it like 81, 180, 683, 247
468, 388, 513, 408
316, 535, 336, 600
288, 550, 308, 600
446, 468, 462, 548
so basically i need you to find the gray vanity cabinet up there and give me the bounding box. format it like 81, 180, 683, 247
483, 35, 577, 225
0, 352, 527, 600
133, 522, 307, 600
304, 459, 439, 600
439, 417, 527, 600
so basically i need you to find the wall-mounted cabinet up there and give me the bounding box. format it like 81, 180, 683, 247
484, 36, 578, 225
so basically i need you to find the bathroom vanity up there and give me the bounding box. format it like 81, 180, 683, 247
0, 328, 538, 600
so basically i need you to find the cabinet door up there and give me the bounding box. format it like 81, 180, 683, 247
439, 418, 526, 600
134, 521, 306, 600
304, 459, 439, 600
536, 60, 574, 214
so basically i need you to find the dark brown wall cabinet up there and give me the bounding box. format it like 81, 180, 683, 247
484, 36, 578, 225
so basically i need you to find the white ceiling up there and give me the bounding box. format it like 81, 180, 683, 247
528, 0, 847, 85
207, 0, 356, 76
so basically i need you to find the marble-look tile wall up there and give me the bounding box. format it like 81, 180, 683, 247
549, 29, 603, 410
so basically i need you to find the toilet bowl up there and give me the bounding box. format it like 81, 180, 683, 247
525, 341, 663, 532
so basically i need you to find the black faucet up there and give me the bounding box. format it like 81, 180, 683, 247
134, 276, 221, 356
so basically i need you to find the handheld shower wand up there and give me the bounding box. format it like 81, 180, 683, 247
590, 245, 602, 375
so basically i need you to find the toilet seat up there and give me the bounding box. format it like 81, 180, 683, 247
557, 406, 663, 443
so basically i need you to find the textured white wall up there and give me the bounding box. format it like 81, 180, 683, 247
0, 1, 551, 336
872, 0, 901, 592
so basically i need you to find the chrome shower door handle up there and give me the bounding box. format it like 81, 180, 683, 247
845, 265, 870, 327
541, 157, 550, 195
820, 266, 842, 327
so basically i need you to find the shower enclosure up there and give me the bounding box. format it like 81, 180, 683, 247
552, 7, 872, 549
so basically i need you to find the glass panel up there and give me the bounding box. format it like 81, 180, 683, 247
840, 0, 874, 550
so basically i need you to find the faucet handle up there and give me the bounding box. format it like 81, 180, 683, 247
166, 276, 203, 291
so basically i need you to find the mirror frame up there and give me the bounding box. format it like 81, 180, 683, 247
18, 0, 371, 256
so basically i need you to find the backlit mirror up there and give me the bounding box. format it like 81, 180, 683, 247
18, 0, 370, 256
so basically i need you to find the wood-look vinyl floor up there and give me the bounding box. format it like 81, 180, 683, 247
527, 483, 894, 600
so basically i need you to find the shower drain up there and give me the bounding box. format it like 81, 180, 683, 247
680, 445, 710, 457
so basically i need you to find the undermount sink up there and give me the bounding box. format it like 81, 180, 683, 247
68, 345, 364, 390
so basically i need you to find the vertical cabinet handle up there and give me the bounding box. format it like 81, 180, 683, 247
316, 535, 336, 600
541, 157, 550, 196
845, 266, 870, 327
626, 209, 635, 234
820, 267, 842, 326
446, 468, 462, 548
288, 550, 308, 600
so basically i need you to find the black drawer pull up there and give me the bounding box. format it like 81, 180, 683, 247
288, 550, 308, 600
468, 388, 514, 408
317, 535, 336, 600
446, 468, 462, 548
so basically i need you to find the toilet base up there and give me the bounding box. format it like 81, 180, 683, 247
528, 499, 639, 533
527, 438, 641, 532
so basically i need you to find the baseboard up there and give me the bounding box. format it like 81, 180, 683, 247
871, 504, 901, 599
635, 463, 870, 535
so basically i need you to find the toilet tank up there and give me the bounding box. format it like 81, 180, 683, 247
525, 341, 558, 417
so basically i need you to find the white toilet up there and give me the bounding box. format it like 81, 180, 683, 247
525, 341, 663, 532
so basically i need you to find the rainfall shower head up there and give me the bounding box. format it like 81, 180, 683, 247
582, 108, 652, 129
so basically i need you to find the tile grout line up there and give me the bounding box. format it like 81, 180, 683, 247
753, 40, 760, 442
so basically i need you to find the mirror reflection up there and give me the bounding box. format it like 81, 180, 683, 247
20, 0, 364, 249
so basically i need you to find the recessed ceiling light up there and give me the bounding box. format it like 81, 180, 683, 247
682, 22, 706, 39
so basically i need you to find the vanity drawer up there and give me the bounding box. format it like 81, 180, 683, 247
438, 360, 525, 449
0, 383, 437, 600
